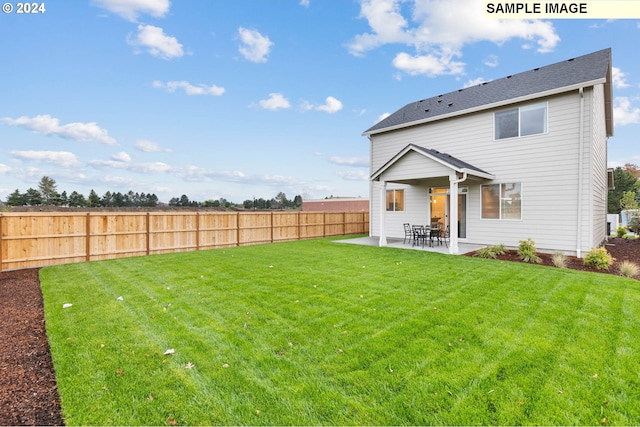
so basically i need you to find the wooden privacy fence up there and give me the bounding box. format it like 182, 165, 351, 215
0, 211, 369, 271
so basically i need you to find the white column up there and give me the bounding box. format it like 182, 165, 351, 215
379, 180, 387, 246
449, 175, 459, 254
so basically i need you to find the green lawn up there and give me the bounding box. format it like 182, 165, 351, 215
40, 237, 640, 426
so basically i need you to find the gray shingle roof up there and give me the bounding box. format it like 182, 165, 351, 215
364, 48, 612, 136
370, 143, 494, 181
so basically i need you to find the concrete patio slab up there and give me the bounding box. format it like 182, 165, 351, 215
334, 236, 485, 255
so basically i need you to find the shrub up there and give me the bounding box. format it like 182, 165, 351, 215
583, 247, 614, 270
490, 244, 506, 256
618, 260, 639, 278
552, 251, 568, 269
475, 247, 497, 259
518, 238, 542, 264
474, 244, 507, 259
616, 226, 628, 238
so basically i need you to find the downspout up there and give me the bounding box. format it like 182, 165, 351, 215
448, 172, 468, 254
576, 87, 584, 257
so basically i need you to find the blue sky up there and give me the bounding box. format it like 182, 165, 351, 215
1, 0, 639, 204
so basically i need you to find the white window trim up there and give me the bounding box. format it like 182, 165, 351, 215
480, 182, 523, 221
494, 101, 548, 141
386, 189, 404, 212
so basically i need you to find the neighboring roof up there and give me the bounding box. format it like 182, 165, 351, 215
370, 143, 494, 181
364, 48, 613, 136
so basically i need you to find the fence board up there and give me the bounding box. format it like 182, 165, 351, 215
0, 211, 368, 271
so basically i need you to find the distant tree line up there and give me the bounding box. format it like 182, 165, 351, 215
5, 176, 159, 208
169, 191, 303, 210
5, 176, 303, 210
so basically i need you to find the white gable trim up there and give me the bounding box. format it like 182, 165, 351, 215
370, 144, 495, 182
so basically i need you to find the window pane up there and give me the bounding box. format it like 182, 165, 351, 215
520, 103, 546, 136
386, 190, 394, 211
501, 183, 522, 219
394, 190, 404, 211
481, 185, 500, 218
495, 109, 518, 139
386, 190, 404, 211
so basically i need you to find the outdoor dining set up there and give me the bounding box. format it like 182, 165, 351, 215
403, 223, 450, 248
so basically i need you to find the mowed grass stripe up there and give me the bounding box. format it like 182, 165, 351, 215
40, 237, 640, 425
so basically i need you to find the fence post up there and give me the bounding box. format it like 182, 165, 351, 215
0, 214, 3, 272
146, 213, 150, 256
236, 212, 240, 247
196, 212, 200, 251
323, 212, 327, 237
297, 211, 301, 240
85, 213, 91, 262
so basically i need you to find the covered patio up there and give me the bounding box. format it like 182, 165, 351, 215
371, 144, 494, 254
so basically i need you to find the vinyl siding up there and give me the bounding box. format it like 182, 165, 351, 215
370, 89, 606, 255
591, 83, 609, 248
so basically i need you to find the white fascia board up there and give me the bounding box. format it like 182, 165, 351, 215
362, 79, 605, 137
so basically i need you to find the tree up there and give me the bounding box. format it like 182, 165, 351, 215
6, 189, 26, 206
68, 191, 87, 207
293, 195, 303, 208
38, 176, 58, 205
24, 188, 42, 206
608, 166, 640, 213
87, 189, 101, 207
179, 194, 190, 207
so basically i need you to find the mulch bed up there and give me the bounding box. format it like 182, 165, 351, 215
0, 238, 638, 425
464, 237, 640, 277
0, 268, 63, 426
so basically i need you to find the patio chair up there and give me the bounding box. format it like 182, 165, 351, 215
441, 225, 450, 248
403, 223, 413, 244
412, 225, 429, 248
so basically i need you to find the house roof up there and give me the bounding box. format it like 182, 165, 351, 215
370, 143, 494, 181
363, 48, 613, 137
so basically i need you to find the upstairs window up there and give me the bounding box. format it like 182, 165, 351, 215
495, 102, 547, 140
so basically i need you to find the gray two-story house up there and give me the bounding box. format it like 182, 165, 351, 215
364, 48, 613, 257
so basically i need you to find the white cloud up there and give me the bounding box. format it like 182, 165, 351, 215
135, 139, 172, 153
129, 24, 184, 59
329, 156, 369, 167
152, 80, 225, 96
258, 93, 291, 110
10, 150, 81, 168
1, 114, 117, 145
463, 77, 487, 88
612, 67, 630, 89
89, 159, 173, 174
348, 0, 560, 76
316, 96, 343, 113
112, 151, 131, 162
393, 52, 465, 76
614, 97, 640, 126
337, 170, 369, 181
300, 0, 310, 6
484, 54, 499, 68
238, 27, 273, 63
375, 112, 391, 123
91, 0, 170, 21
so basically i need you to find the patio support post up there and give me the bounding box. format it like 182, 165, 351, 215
379, 180, 387, 246
449, 172, 467, 254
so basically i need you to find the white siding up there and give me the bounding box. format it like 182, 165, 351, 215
590, 83, 609, 249
370, 89, 607, 255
